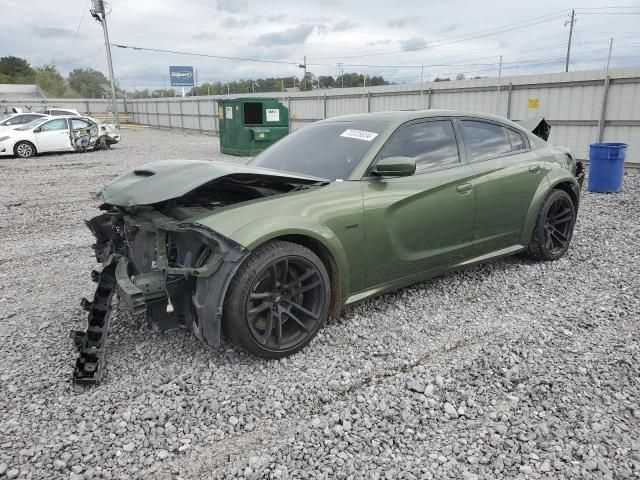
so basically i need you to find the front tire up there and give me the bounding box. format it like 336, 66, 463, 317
527, 189, 576, 261
14, 141, 36, 158
223, 241, 330, 358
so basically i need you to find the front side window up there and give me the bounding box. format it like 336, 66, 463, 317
40, 119, 68, 131
461, 120, 512, 161
378, 120, 459, 172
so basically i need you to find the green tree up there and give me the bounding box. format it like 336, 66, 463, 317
68, 68, 110, 98
0, 56, 36, 83
35, 65, 67, 97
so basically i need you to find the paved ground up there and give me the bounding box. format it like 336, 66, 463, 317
0, 128, 638, 479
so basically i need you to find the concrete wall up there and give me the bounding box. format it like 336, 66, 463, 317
3, 67, 638, 163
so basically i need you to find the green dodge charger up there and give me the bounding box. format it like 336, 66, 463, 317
73, 110, 584, 384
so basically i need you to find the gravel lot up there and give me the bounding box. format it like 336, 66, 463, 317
0, 128, 639, 480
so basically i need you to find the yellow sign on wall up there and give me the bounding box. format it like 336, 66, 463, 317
528, 98, 540, 109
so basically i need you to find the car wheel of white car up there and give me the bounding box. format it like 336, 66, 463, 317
14, 141, 36, 158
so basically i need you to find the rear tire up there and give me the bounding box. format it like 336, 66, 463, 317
223, 240, 330, 358
14, 141, 36, 158
527, 189, 576, 261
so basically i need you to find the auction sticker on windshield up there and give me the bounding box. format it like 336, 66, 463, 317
340, 129, 378, 141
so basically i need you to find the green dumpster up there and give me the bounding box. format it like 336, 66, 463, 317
218, 98, 289, 156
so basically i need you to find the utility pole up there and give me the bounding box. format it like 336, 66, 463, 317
338, 63, 344, 88
565, 9, 576, 73
496, 55, 503, 115
298, 56, 307, 90
605, 37, 613, 71
420, 64, 424, 107
90, 0, 120, 127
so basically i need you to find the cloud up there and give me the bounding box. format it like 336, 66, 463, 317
333, 20, 357, 32
267, 14, 286, 22
191, 32, 217, 41
31, 26, 78, 38
387, 17, 421, 29
400, 37, 428, 51
367, 39, 391, 46
254, 25, 315, 46
217, 0, 247, 13
441, 22, 460, 32
221, 17, 248, 28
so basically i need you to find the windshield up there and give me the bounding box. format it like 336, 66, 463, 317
16, 118, 49, 131
250, 120, 388, 180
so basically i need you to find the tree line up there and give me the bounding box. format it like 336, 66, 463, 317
4, 55, 481, 100
0, 56, 118, 98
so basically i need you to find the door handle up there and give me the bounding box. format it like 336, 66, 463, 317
456, 183, 473, 194
529, 164, 541, 174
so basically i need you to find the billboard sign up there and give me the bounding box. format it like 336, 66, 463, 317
169, 66, 194, 87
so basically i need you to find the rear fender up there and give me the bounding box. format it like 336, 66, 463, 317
520, 170, 580, 244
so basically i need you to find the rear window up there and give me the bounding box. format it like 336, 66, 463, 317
461, 120, 512, 160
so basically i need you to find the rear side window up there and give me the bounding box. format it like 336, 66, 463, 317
379, 120, 459, 172
461, 120, 512, 160
507, 128, 527, 151
71, 119, 92, 129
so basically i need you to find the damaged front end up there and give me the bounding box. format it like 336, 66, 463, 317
71, 160, 327, 384
72, 208, 247, 385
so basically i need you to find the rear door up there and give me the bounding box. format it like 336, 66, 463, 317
34, 118, 73, 152
459, 119, 545, 255
362, 118, 476, 287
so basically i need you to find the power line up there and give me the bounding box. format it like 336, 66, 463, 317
66, 0, 90, 64
112, 44, 300, 66
312, 11, 569, 60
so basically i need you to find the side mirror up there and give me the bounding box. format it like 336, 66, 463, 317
34, 127, 41, 133
373, 156, 416, 177
5, 121, 12, 125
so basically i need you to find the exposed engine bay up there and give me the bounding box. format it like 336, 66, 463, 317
71, 163, 327, 384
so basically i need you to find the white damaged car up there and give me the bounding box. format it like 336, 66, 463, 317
0, 116, 120, 158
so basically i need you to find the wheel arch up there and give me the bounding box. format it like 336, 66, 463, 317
550, 179, 580, 211
520, 173, 580, 245
273, 233, 342, 321
239, 227, 350, 317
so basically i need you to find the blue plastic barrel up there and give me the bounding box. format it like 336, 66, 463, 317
588, 142, 627, 193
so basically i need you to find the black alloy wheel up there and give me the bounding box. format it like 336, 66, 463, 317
246, 256, 324, 351
543, 195, 574, 255
528, 189, 576, 261
223, 241, 330, 358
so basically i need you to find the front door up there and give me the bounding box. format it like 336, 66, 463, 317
362, 119, 476, 288
34, 118, 72, 152
459, 119, 546, 255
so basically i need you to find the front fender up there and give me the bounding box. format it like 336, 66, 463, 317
230, 216, 351, 300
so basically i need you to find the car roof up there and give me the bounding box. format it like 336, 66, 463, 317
317, 109, 528, 132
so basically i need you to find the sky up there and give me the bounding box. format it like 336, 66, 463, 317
2, 0, 639, 90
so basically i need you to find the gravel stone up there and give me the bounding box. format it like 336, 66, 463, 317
406, 378, 425, 393
444, 403, 458, 419
0, 129, 638, 479
6, 469, 19, 480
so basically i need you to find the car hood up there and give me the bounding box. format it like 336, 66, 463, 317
101, 159, 329, 207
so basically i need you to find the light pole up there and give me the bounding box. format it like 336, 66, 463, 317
90, 0, 120, 127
